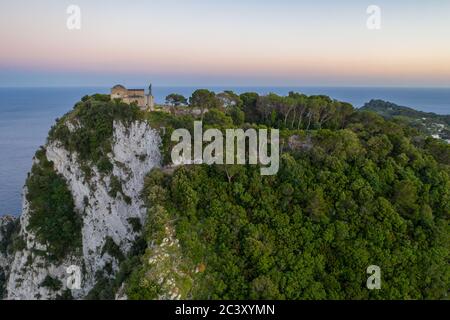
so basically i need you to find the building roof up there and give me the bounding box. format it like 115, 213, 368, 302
112, 84, 126, 90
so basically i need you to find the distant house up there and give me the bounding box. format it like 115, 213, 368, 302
111, 84, 155, 111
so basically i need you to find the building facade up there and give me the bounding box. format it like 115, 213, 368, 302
111, 84, 155, 111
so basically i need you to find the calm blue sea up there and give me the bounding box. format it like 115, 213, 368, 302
1, 86, 449, 216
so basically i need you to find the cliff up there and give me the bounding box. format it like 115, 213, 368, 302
3, 96, 162, 299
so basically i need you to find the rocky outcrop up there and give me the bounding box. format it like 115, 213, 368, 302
5, 121, 162, 299
0, 215, 16, 267
0, 215, 17, 298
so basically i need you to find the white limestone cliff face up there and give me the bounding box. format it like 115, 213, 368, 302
6, 120, 162, 299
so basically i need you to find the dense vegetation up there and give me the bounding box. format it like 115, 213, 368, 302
25, 148, 82, 261
123, 90, 450, 300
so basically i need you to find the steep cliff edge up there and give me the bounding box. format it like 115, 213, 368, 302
4, 96, 162, 299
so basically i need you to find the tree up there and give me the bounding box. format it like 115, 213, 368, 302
203, 109, 233, 127
287, 92, 308, 130
280, 96, 296, 128
240, 92, 259, 123
189, 89, 219, 121
226, 106, 245, 126
165, 93, 187, 107
256, 93, 280, 125
306, 188, 329, 223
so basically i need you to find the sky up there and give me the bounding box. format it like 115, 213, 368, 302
0, 0, 449, 87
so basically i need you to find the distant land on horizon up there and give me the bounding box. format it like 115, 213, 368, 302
1, 85, 449, 113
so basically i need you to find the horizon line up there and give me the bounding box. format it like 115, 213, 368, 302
1, 85, 450, 89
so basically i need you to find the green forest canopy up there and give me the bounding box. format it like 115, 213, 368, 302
123, 90, 450, 300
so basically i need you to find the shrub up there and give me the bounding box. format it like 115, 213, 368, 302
101, 237, 125, 262
41, 275, 63, 291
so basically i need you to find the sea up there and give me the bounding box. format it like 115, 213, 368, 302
1, 86, 449, 216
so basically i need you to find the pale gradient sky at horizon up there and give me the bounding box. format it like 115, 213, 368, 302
0, 0, 449, 87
